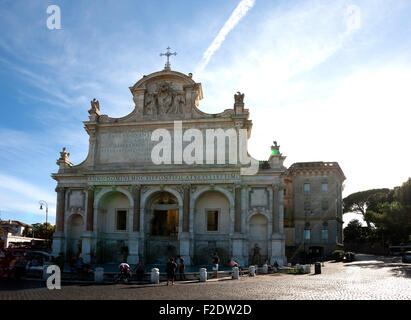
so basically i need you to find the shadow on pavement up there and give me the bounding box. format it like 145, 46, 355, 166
342, 254, 411, 278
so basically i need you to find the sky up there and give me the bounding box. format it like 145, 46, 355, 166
0, 0, 410, 226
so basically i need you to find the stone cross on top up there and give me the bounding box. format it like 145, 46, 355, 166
160, 47, 177, 71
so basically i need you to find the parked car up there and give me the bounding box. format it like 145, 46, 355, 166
402, 251, 411, 264
25, 251, 54, 271
344, 252, 355, 262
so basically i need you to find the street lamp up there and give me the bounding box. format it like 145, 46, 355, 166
39, 200, 48, 239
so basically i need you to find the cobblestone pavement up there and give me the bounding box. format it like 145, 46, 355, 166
1, 254, 410, 300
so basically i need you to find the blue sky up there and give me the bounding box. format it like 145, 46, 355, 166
0, 0, 410, 226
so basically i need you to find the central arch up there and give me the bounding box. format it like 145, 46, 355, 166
143, 190, 182, 264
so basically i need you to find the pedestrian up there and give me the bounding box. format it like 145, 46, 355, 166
14, 255, 26, 280
55, 252, 65, 272
166, 257, 177, 286
133, 261, 146, 282
212, 251, 220, 279
178, 256, 186, 281
273, 260, 279, 273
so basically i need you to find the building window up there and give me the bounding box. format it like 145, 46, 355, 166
207, 210, 219, 231
283, 207, 287, 218
304, 201, 311, 212
304, 229, 311, 241
322, 183, 328, 193
283, 188, 287, 196
116, 210, 127, 231
321, 229, 328, 242
321, 200, 328, 212
303, 183, 310, 195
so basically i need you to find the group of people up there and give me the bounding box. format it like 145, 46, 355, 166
0, 249, 27, 280
165, 256, 185, 285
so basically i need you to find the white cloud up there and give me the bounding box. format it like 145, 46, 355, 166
0, 173, 56, 218
195, 0, 256, 74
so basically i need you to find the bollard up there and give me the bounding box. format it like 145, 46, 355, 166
249, 265, 255, 277
151, 268, 160, 284
297, 264, 304, 274
262, 264, 268, 274
232, 267, 239, 280
94, 267, 104, 283
304, 264, 311, 274
199, 268, 207, 282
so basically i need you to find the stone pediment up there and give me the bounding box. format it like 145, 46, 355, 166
129, 70, 204, 120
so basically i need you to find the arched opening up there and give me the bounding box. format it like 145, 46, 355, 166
193, 190, 231, 265
146, 191, 179, 237
249, 214, 269, 265
144, 191, 180, 264
96, 190, 131, 263
67, 214, 84, 259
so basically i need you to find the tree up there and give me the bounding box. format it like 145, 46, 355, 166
31, 223, 55, 240
343, 219, 366, 243
395, 178, 411, 207
365, 202, 411, 245
343, 188, 392, 227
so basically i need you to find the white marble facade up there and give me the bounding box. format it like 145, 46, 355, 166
51, 68, 345, 266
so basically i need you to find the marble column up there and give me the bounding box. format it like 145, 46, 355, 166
234, 184, 242, 233
52, 186, 66, 256
182, 184, 190, 232
272, 184, 279, 233
132, 185, 141, 232
180, 184, 191, 264
86, 187, 94, 231
55, 187, 66, 232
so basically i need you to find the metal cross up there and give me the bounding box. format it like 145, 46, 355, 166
160, 47, 177, 70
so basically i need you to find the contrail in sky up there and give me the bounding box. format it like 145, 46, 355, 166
196, 0, 256, 74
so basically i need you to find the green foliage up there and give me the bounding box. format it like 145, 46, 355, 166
30, 222, 55, 240
395, 178, 411, 207
344, 219, 369, 243
365, 202, 411, 244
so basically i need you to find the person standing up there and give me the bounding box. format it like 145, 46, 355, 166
55, 252, 65, 272
178, 256, 186, 281
212, 252, 220, 279
133, 261, 146, 282
166, 257, 177, 286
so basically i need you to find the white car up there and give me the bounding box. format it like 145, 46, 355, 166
25, 251, 54, 271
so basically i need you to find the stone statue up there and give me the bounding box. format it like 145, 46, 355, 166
144, 93, 157, 115
271, 141, 281, 156
252, 243, 261, 265
234, 91, 244, 104
89, 98, 100, 115
170, 93, 185, 114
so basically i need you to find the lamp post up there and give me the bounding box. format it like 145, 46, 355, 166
39, 200, 48, 239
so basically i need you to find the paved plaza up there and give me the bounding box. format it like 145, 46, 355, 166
1, 254, 410, 300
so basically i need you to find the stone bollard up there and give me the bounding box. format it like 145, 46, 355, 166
262, 264, 268, 274
94, 267, 104, 283
249, 265, 256, 277
199, 268, 207, 282
232, 267, 239, 280
151, 268, 160, 284
304, 264, 311, 274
